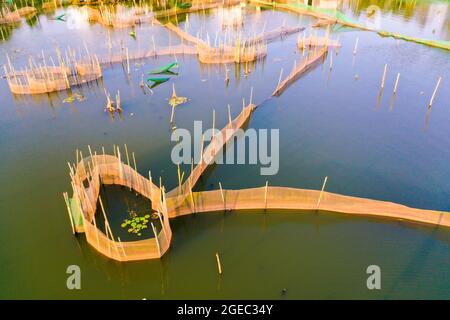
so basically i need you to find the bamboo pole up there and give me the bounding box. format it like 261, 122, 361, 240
151, 222, 162, 257
99, 195, 120, 258
189, 186, 195, 212
264, 181, 268, 210
428, 76, 442, 108
380, 64, 387, 89
329, 52, 333, 70
170, 105, 175, 123
132, 151, 138, 191
124, 144, 131, 189
219, 182, 225, 210
117, 237, 127, 259
162, 187, 168, 217
393, 73, 400, 94
316, 176, 328, 209
99, 196, 113, 240
63, 192, 75, 235
353, 37, 358, 55
177, 163, 182, 194
277, 68, 283, 89
156, 209, 169, 244
88, 145, 93, 160
117, 147, 123, 180
149, 170, 153, 199
116, 90, 122, 112
215, 252, 223, 275
102, 146, 106, 164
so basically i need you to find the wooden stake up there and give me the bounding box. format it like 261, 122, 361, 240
88, 144, 93, 159
116, 90, 121, 112
124, 144, 131, 167
219, 182, 225, 210
316, 176, 328, 209
117, 237, 127, 258
149, 170, 153, 199
393, 73, 400, 94
264, 181, 268, 210
428, 77, 442, 108
380, 64, 387, 89
151, 222, 162, 257
215, 252, 223, 275
353, 37, 359, 55
277, 68, 283, 89
132, 151, 138, 190
63, 192, 75, 235
170, 105, 175, 123
156, 210, 169, 245
329, 52, 333, 70
99, 196, 113, 240
189, 187, 196, 213
177, 163, 182, 194
99, 195, 121, 258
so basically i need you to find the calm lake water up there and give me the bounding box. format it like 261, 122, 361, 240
0, 0, 449, 299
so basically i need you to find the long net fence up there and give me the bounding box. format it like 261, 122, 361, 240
167, 186, 450, 228
65, 99, 449, 262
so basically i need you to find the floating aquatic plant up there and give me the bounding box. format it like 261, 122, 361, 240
120, 210, 158, 237
63, 96, 75, 103
168, 84, 188, 108
63, 93, 85, 104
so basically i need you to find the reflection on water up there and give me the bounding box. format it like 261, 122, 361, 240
1, 1, 448, 42
338, 0, 449, 40
0, 0, 449, 299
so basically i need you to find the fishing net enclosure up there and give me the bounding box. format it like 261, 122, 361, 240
65, 101, 449, 262
5, 53, 102, 95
